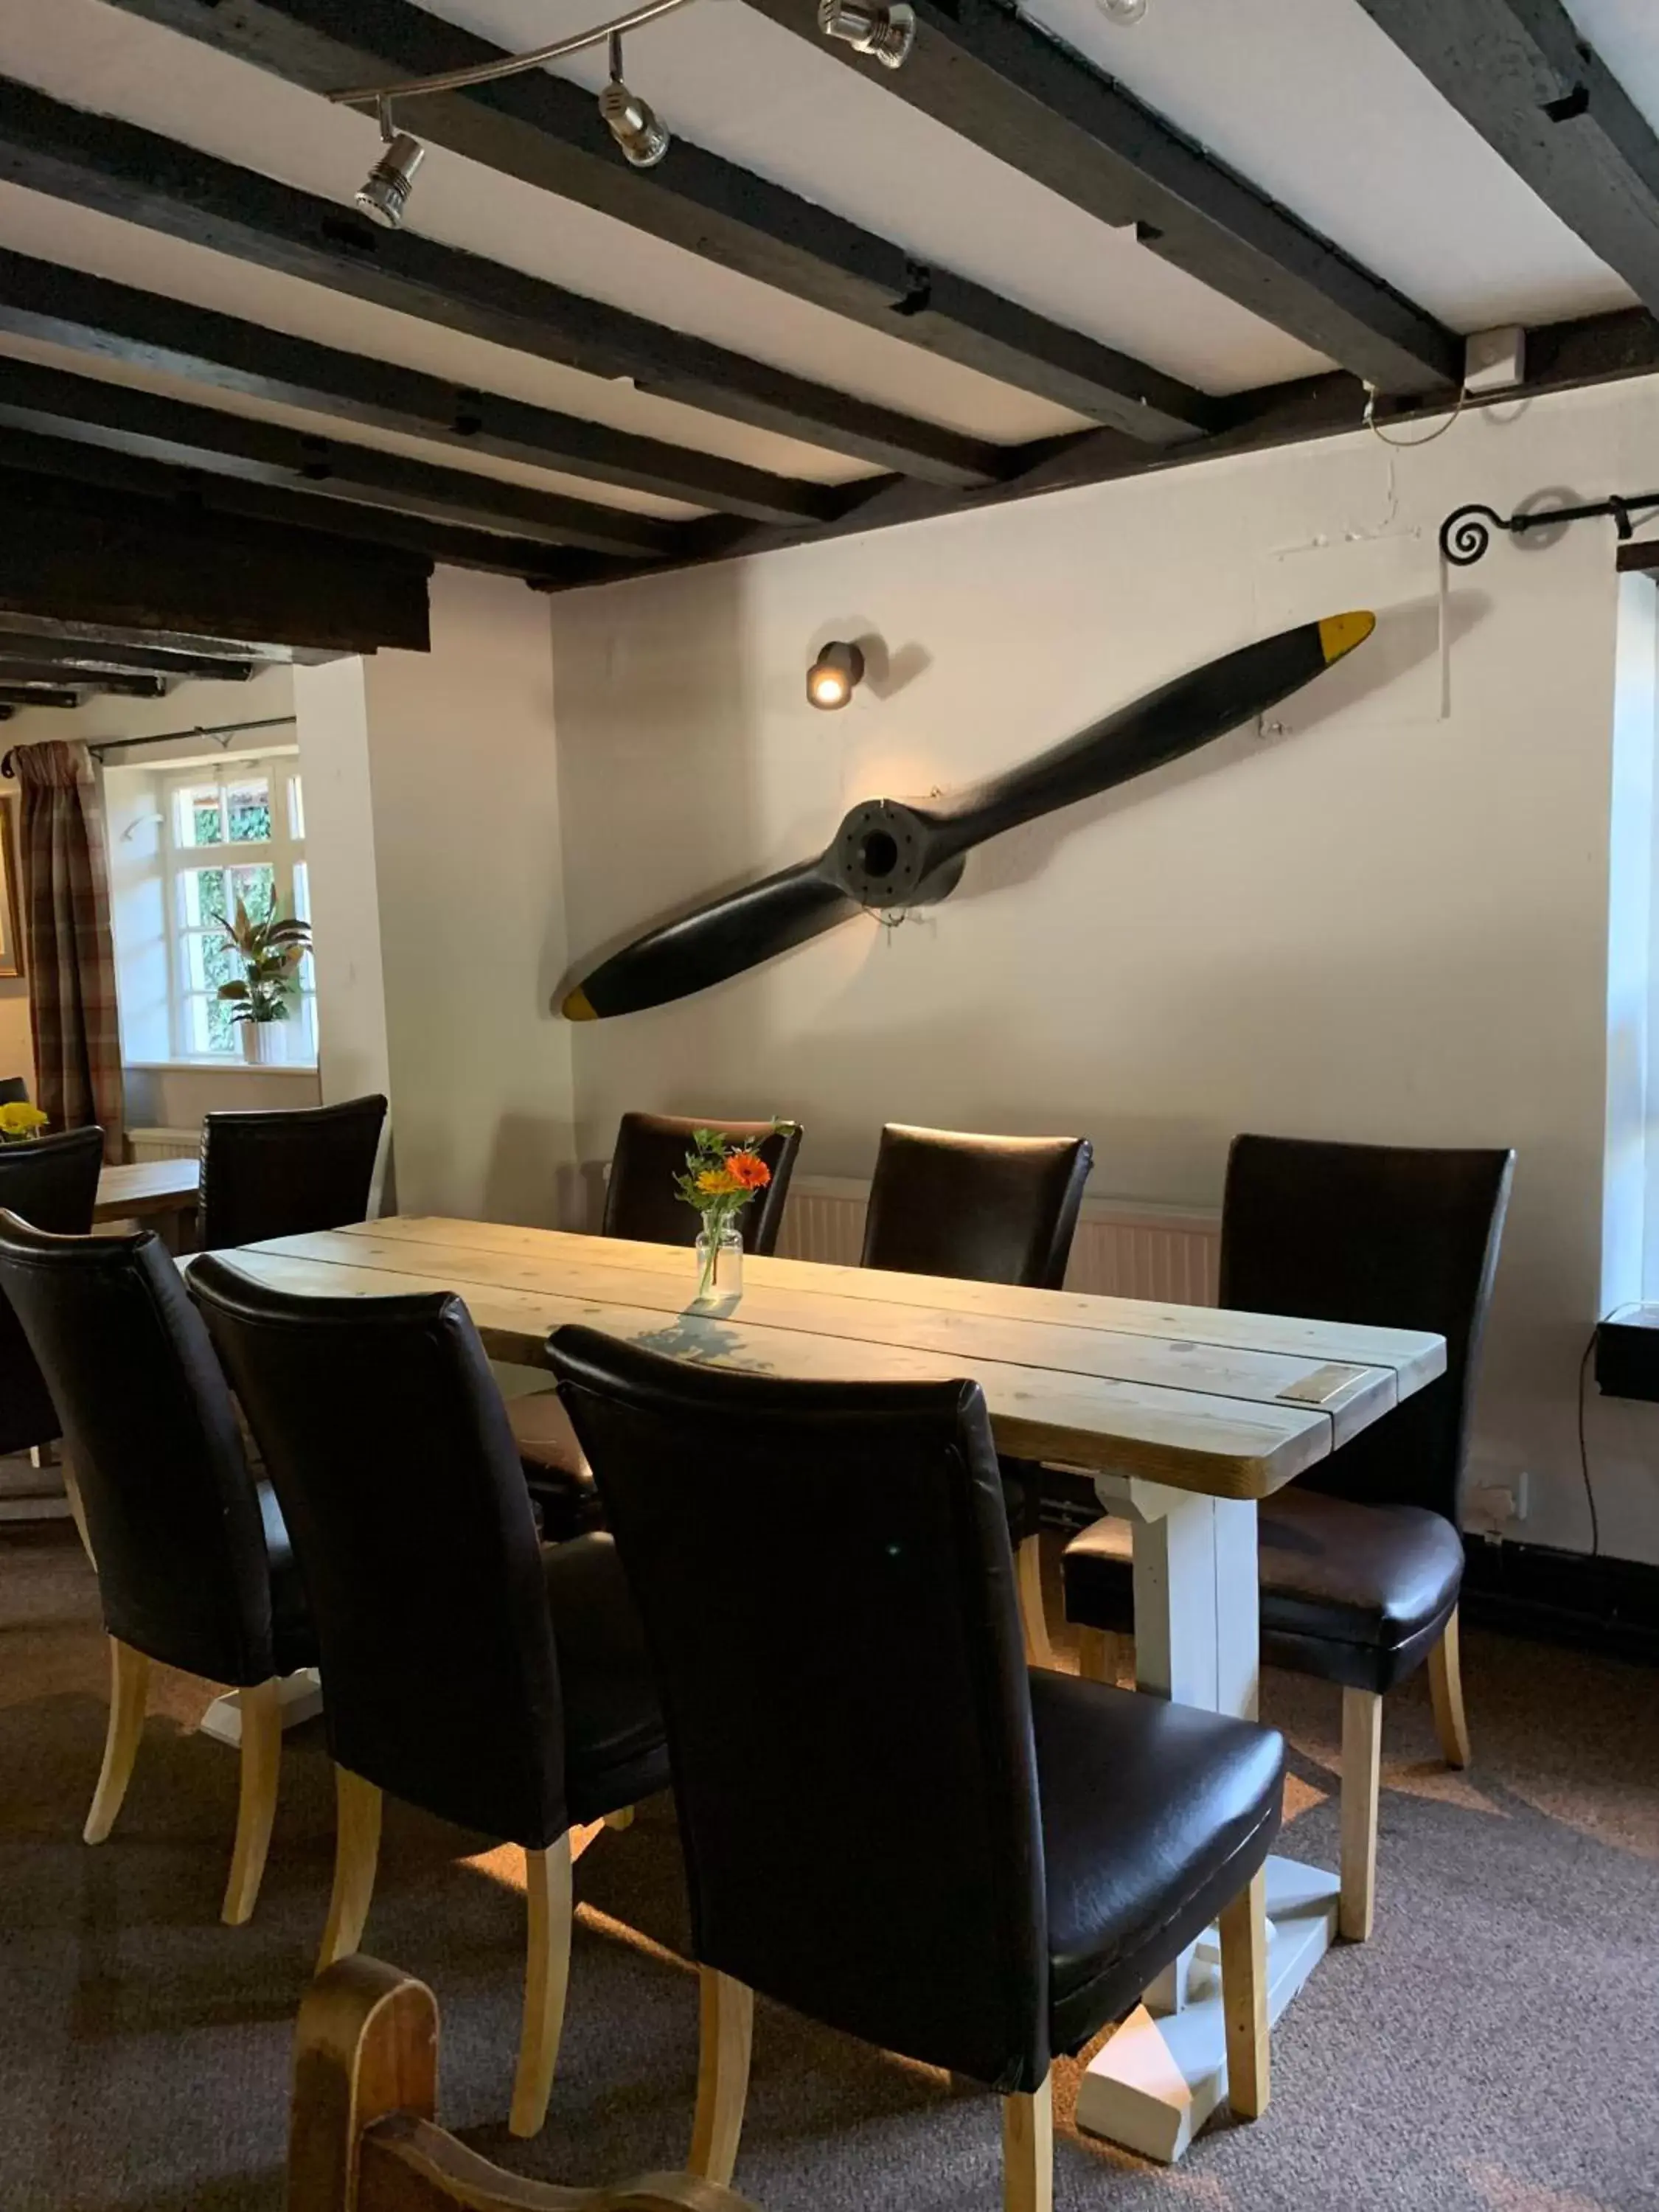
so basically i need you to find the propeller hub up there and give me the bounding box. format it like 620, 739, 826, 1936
830, 798, 939, 907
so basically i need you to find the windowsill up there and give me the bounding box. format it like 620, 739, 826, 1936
123, 1058, 320, 1075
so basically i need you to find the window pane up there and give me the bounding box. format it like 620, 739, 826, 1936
177, 788, 226, 848
227, 781, 272, 842
184, 992, 235, 1056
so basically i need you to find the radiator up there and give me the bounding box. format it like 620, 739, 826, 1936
773, 1175, 1220, 1305
127, 1124, 201, 1164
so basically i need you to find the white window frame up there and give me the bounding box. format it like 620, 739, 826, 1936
158, 754, 315, 1064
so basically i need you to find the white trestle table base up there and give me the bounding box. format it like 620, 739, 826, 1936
1068, 1471, 1338, 2163
199, 1667, 322, 1747
1074, 1854, 1338, 2163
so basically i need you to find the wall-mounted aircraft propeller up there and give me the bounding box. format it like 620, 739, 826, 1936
561, 611, 1375, 1021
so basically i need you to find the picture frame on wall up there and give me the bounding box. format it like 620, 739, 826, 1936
0, 796, 24, 979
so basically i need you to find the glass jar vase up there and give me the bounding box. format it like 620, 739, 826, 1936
693, 1223, 743, 1306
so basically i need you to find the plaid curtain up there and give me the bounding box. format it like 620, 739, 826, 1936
13, 740, 124, 1162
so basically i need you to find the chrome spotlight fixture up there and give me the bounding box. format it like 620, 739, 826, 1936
1096, 0, 1149, 19
600, 33, 671, 167
807, 640, 865, 712
356, 99, 425, 229
818, 0, 916, 69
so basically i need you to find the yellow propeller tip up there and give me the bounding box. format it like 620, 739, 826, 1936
562, 987, 597, 1022
1318, 610, 1377, 663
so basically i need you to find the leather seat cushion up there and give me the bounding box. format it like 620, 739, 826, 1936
509, 1391, 605, 1532
1062, 1492, 1464, 1696
257, 1481, 319, 1677
543, 1533, 671, 1822
1257, 1489, 1463, 1694
1032, 1670, 1284, 2053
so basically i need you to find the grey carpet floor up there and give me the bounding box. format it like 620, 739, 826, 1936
2, 1520, 1657, 2212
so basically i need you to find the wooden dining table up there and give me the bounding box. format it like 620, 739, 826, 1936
94, 1158, 199, 1243
209, 1213, 1445, 2166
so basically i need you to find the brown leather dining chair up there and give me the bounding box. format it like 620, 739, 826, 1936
0, 1125, 103, 1470
190, 1257, 671, 2140
198, 1093, 388, 1251
508, 1113, 803, 1540
0, 1212, 316, 1926
860, 1121, 1093, 1666
1062, 1133, 1514, 1942
550, 1326, 1284, 2211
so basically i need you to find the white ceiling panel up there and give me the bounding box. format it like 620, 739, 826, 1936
1017, 0, 1632, 333
428, 0, 1332, 394
1565, 0, 1659, 138
0, 0, 1091, 447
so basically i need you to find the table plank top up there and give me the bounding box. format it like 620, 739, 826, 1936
213, 1215, 1445, 1502
95, 1156, 199, 1221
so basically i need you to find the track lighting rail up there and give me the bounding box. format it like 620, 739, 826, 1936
327, 0, 698, 111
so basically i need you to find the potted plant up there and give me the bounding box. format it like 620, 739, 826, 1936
218, 897, 311, 1065
0, 1101, 48, 1143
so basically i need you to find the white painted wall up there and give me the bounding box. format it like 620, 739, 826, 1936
299, 567, 576, 1226
549, 375, 1659, 1562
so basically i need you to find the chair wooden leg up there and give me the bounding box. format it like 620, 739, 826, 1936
1016, 1534, 1057, 1670
1002, 2071, 1053, 2212
689, 1966, 754, 2188
605, 1805, 636, 1832
509, 1834, 574, 2140
319, 1767, 383, 1972
61, 1450, 95, 1569
289, 1957, 438, 2212
83, 1638, 149, 1845
1340, 1686, 1383, 1943
1217, 1866, 1270, 2118
222, 1677, 284, 1926
1428, 1607, 1471, 1770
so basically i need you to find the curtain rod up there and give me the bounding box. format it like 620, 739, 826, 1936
85, 715, 298, 765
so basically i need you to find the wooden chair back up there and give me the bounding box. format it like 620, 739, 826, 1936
289, 1956, 758, 2212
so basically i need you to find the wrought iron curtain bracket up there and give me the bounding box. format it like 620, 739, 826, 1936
1440, 493, 1659, 566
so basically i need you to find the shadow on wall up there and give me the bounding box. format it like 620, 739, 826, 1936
482, 1110, 579, 1231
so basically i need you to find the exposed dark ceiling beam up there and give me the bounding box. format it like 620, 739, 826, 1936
0, 75, 1001, 488
0, 467, 433, 653
744, 0, 1461, 395
98, 0, 1217, 445
0, 248, 833, 529
1351, 0, 1659, 310
0, 627, 255, 680
0, 355, 676, 561
0, 611, 292, 662
0, 686, 80, 708
543, 302, 1659, 588
0, 659, 169, 696
0, 419, 634, 588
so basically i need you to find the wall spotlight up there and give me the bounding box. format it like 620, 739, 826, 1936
818, 0, 916, 69
356, 100, 425, 229
1097, 0, 1148, 18
600, 33, 671, 167
807, 640, 865, 711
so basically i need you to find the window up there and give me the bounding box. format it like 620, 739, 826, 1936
105, 751, 316, 1067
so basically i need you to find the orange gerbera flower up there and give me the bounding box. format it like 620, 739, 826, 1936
695, 1165, 742, 1196
726, 1150, 771, 1191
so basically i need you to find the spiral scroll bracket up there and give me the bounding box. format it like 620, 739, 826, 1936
1439, 504, 1509, 567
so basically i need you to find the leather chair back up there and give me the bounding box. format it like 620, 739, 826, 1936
0, 1075, 29, 1105
601, 1113, 801, 1253
0, 1211, 279, 1685
549, 1326, 1048, 2089
189, 1257, 569, 1849
860, 1124, 1092, 1289
0, 1126, 105, 1456
198, 1094, 387, 1252
1220, 1135, 1514, 1522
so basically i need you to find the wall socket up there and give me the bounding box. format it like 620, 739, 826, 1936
1467, 1470, 1530, 1534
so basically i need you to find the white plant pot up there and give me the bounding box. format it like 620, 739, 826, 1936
241, 1020, 285, 1066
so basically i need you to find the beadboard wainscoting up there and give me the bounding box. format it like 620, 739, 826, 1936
126, 1126, 202, 1164
773, 1176, 1221, 1304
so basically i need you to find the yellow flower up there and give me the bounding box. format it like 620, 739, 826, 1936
695, 1165, 742, 1197
0, 1102, 47, 1140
